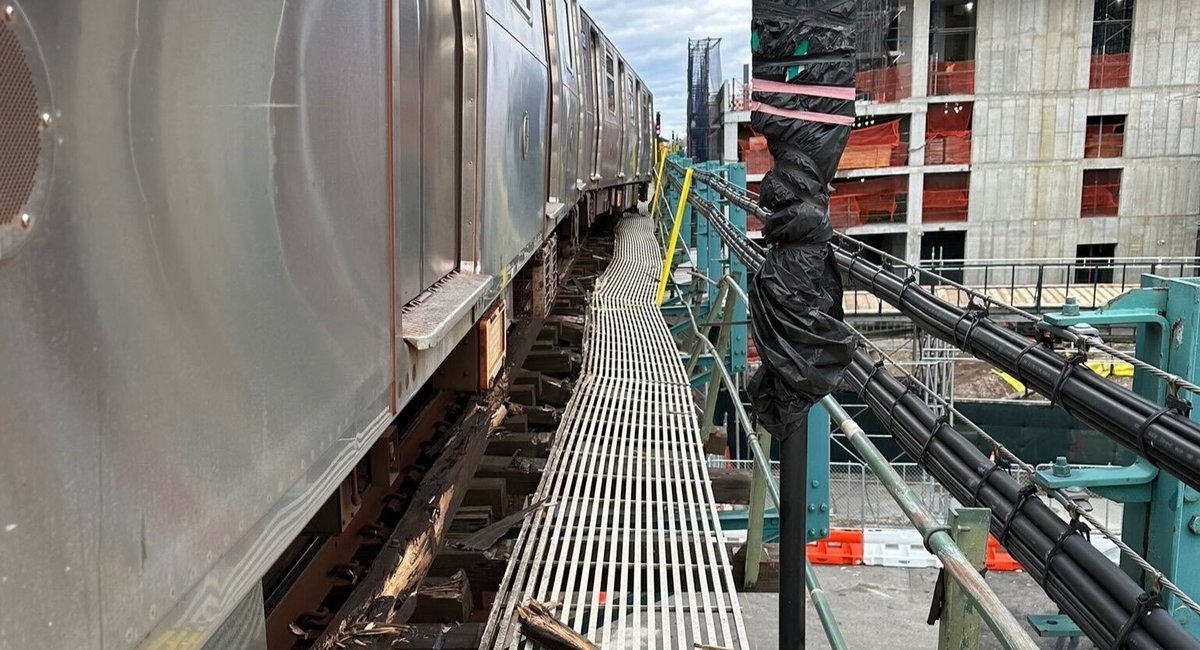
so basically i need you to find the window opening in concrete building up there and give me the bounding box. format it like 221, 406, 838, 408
1075, 243, 1118, 283
1081, 168, 1122, 217
831, 175, 909, 229
856, 0, 911, 103
1090, 0, 1134, 89
842, 114, 910, 170
923, 171, 970, 222
929, 0, 976, 96
850, 232, 908, 265
926, 102, 973, 165
1085, 115, 1126, 158
921, 230, 967, 283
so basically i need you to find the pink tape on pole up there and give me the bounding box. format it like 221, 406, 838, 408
752, 78, 857, 100
750, 101, 854, 126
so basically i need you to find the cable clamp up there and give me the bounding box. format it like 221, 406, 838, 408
918, 416, 952, 467
1167, 391, 1192, 418
971, 462, 1003, 506
1050, 351, 1089, 408
999, 484, 1038, 547
896, 274, 919, 307
1134, 405, 1171, 460
1039, 515, 1089, 589
888, 386, 914, 428
864, 360, 886, 387
1110, 586, 1161, 650
951, 299, 989, 353
1014, 338, 1042, 385
846, 250, 863, 282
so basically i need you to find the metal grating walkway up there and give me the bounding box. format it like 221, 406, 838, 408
482, 217, 748, 649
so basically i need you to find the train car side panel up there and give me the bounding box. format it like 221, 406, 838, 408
420, 0, 462, 286
544, 0, 582, 219
478, 0, 550, 279
0, 2, 394, 647
596, 37, 622, 186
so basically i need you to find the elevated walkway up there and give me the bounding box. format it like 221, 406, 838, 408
481, 217, 748, 649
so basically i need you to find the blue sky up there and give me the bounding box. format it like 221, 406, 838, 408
581, 0, 752, 141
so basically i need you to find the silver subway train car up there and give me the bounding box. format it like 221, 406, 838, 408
0, 1, 653, 648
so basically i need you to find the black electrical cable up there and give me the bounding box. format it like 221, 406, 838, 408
833, 248, 1200, 493
845, 350, 1197, 649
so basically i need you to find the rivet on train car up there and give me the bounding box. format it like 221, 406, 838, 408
19, 213, 31, 229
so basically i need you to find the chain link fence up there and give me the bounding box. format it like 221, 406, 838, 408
710, 456, 1123, 534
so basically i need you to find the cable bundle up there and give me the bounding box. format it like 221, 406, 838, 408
846, 349, 1196, 649
834, 248, 1200, 494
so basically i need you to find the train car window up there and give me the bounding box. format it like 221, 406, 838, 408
626, 75, 634, 118
606, 54, 616, 114
562, 0, 575, 71
511, 0, 532, 21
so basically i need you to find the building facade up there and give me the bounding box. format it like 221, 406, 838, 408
724, 0, 1200, 270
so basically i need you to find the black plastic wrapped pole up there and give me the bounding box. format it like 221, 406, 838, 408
750, 2, 857, 647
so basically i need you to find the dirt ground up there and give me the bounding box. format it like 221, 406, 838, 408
863, 336, 1135, 401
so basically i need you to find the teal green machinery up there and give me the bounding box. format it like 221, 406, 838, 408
1041, 274, 1200, 636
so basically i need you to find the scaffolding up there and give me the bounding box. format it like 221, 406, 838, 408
687, 38, 722, 162
855, 0, 908, 102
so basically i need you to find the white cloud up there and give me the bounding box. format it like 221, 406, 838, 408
582, 0, 752, 144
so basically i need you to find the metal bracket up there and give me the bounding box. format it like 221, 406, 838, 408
1034, 457, 1158, 503
1026, 614, 1083, 639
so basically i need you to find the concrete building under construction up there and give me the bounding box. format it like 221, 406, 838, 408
723, 0, 1200, 268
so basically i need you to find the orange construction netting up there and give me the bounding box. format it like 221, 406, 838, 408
830, 176, 908, 229
925, 104, 972, 165
856, 63, 913, 104
929, 60, 975, 96
1085, 122, 1124, 158
1082, 183, 1120, 217
1090, 53, 1131, 89
840, 119, 906, 170
923, 173, 970, 222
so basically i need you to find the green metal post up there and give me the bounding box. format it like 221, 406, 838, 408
745, 427, 773, 589
685, 281, 729, 376
700, 286, 736, 441
939, 507, 991, 650
724, 162, 749, 374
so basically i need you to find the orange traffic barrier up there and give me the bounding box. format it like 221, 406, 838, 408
807, 528, 864, 566
986, 535, 1023, 572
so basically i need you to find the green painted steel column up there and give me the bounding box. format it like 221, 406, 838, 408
745, 427, 774, 588
939, 508, 991, 650
700, 287, 736, 440
724, 162, 749, 374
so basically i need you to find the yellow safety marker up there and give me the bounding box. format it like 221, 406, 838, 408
648, 150, 668, 220
655, 167, 694, 306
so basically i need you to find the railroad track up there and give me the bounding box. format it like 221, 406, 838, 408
262, 218, 616, 649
